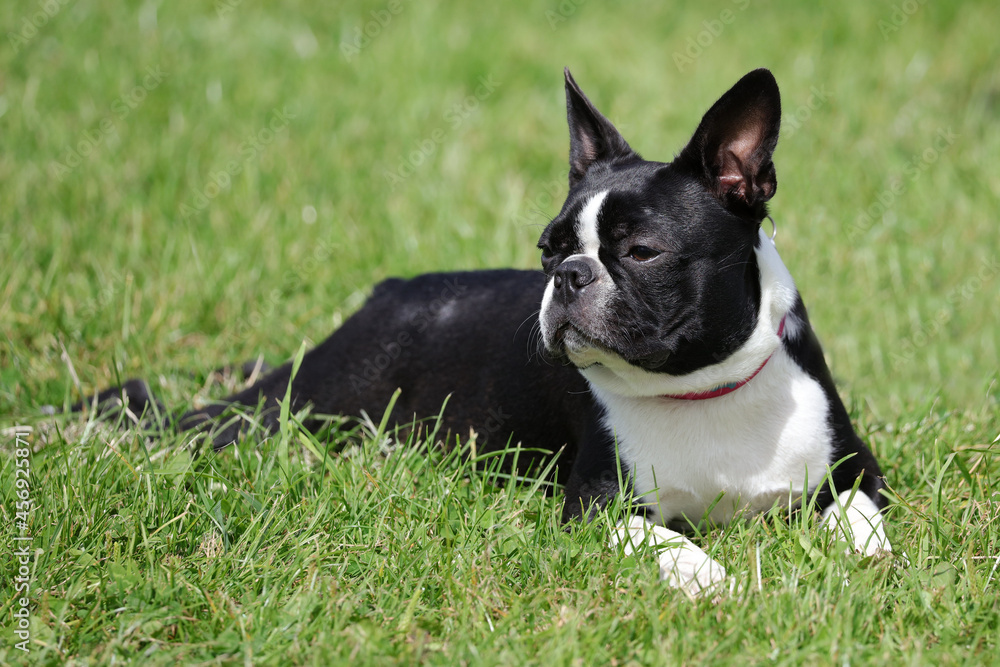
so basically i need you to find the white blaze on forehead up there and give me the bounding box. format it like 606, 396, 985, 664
575, 190, 608, 257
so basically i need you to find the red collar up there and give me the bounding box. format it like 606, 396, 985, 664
664, 316, 786, 401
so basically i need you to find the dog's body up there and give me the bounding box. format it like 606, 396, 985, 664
84, 68, 890, 593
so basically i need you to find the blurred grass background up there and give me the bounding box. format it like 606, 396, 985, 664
1, 0, 997, 418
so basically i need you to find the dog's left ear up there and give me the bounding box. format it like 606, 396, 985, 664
565, 68, 640, 189
678, 68, 781, 219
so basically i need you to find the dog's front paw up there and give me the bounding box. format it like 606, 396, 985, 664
612, 516, 728, 597
657, 545, 728, 595
821, 490, 891, 557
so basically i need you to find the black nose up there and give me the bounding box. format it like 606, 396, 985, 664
552, 259, 595, 301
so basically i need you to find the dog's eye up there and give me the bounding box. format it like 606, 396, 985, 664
626, 246, 660, 262
539, 245, 555, 268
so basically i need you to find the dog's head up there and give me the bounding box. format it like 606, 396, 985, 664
537, 69, 799, 398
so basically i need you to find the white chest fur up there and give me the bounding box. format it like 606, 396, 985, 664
589, 348, 834, 527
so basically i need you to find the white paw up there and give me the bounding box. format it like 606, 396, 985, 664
611, 516, 728, 596
657, 546, 728, 595
821, 490, 892, 556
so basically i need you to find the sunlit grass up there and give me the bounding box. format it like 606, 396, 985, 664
1, 0, 998, 663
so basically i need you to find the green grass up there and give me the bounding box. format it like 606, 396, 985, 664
2, 0, 998, 664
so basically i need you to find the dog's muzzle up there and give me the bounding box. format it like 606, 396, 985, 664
540, 255, 612, 360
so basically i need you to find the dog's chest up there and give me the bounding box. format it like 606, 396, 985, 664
589, 351, 834, 526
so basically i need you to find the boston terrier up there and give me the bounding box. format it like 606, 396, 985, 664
81, 68, 891, 594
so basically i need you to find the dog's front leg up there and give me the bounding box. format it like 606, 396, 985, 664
820, 490, 891, 556
611, 516, 727, 595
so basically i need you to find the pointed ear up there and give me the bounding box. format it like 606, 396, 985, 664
565, 68, 639, 188
678, 68, 781, 218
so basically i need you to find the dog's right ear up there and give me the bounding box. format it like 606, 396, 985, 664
565, 68, 639, 189
678, 68, 781, 220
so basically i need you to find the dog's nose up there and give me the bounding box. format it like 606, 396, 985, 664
552, 259, 595, 300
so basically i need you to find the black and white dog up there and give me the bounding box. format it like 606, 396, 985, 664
87, 68, 890, 593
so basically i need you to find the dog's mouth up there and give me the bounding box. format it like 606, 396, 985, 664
546, 323, 671, 371
543, 322, 601, 362
559, 324, 604, 355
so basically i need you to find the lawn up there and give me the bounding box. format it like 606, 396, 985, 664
2, 0, 998, 664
